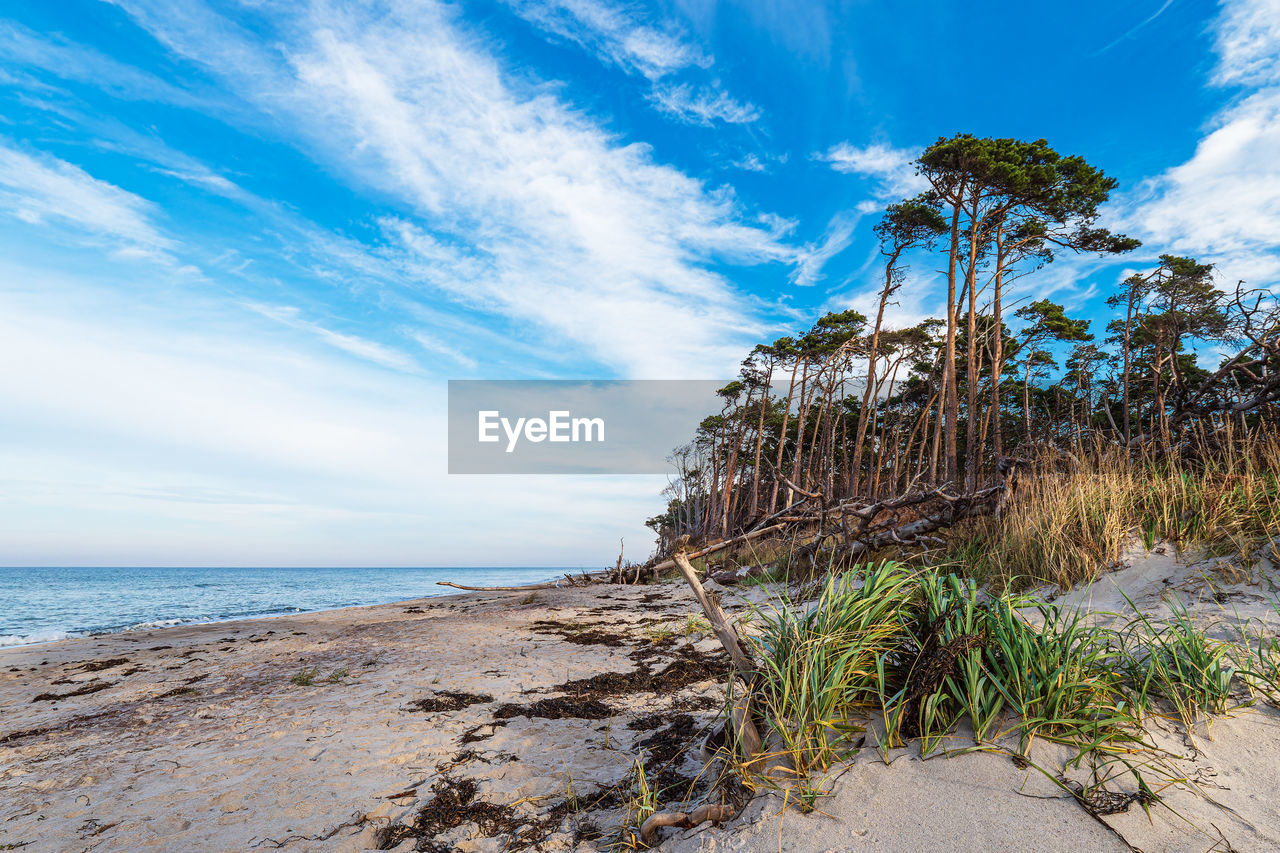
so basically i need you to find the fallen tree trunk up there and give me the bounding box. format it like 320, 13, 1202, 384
708, 563, 772, 586
639, 552, 764, 845
671, 552, 758, 686
642, 481, 1016, 845
615, 522, 790, 584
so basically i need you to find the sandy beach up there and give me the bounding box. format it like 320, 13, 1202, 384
1, 582, 734, 852
3, 551, 1280, 852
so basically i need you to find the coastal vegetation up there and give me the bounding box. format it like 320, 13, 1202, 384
627, 132, 1280, 846
645, 133, 1279, 569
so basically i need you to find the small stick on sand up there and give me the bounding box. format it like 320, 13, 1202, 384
435, 581, 565, 592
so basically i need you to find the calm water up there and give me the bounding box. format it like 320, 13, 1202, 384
0, 566, 574, 647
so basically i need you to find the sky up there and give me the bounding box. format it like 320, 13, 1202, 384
0, 0, 1277, 567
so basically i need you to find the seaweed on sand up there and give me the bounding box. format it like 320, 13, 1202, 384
492, 696, 615, 720
552, 644, 728, 699
31, 681, 114, 702
529, 619, 628, 647
406, 691, 493, 713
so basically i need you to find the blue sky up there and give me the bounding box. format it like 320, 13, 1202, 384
1, 0, 1277, 566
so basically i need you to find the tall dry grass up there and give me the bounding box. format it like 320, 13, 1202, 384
943, 426, 1280, 590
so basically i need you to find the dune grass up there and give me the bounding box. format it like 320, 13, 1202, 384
934, 428, 1280, 591
734, 560, 1278, 807
1119, 599, 1239, 731
744, 566, 1150, 766
748, 562, 916, 775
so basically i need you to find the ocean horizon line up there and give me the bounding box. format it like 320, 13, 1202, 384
1, 565, 574, 648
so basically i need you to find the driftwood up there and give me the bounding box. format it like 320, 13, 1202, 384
708, 563, 772, 586
436, 571, 600, 592
634, 473, 1029, 845
671, 552, 757, 684
639, 803, 736, 845
639, 553, 763, 845
435, 581, 566, 592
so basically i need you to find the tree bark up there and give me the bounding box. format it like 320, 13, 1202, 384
943, 190, 963, 484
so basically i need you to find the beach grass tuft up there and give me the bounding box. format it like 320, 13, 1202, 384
733, 561, 1280, 807
291, 665, 321, 686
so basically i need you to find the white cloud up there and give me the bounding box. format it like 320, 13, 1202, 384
0, 265, 667, 565
818, 141, 927, 199
109, 0, 795, 376
1121, 0, 1280, 287
790, 212, 862, 287
0, 140, 178, 263
1212, 0, 1280, 87
409, 331, 479, 370
1132, 89, 1280, 256
0, 20, 207, 106
244, 302, 422, 373
505, 0, 708, 79
649, 82, 760, 125
502, 0, 760, 126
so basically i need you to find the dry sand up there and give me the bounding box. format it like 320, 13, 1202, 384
2, 546, 1279, 852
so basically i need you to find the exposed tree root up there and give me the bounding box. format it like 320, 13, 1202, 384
640, 802, 737, 845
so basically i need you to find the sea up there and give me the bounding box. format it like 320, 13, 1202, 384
0, 565, 574, 647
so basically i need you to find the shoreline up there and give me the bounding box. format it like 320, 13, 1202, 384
0, 567, 589, 651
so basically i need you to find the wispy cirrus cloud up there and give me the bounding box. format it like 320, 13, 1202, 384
502, 0, 760, 126
817, 141, 927, 207
0, 140, 183, 266
648, 82, 760, 125
108, 0, 794, 376
504, 0, 709, 77
0, 20, 205, 106
1121, 0, 1280, 286
790, 212, 862, 287
244, 302, 421, 373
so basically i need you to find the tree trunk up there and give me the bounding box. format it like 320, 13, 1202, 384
768, 356, 801, 514
788, 358, 812, 506
851, 251, 900, 496
963, 200, 982, 491
943, 193, 963, 484
991, 222, 1006, 461
747, 363, 773, 518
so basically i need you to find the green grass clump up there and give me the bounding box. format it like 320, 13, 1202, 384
291, 665, 321, 686
880, 572, 1144, 757
739, 564, 1270, 786
982, 602, 1142, 754
1120, 600, 1238, 731
1232, 617, 1280, 707
749, 562, 915, 774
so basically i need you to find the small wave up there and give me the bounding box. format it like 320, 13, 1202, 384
0, 630, 75, 647
127, 617, 215, 630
